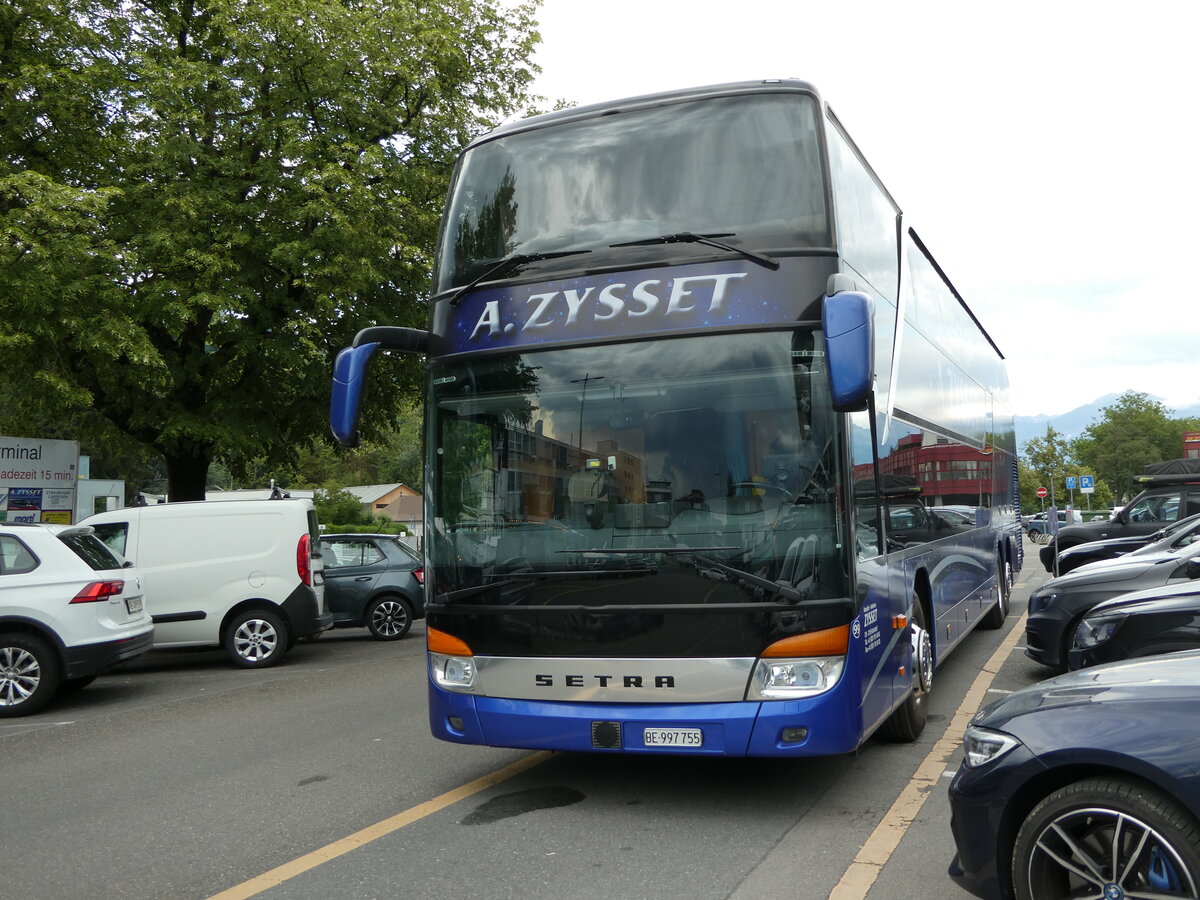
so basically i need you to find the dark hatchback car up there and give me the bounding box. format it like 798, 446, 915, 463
948, 651, 1200, 900
1069, 581, 1200, 670
319, 534, 425, 640
1047, 511, 1200, 576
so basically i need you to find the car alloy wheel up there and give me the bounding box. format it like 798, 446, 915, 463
225, 610, 289, 668
0, 634, 59, 717
1015, 779, 1200, 900
0, 645, 40, 708
366, 596, 413, 641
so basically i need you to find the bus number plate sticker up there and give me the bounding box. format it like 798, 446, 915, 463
643, 728, 702, 747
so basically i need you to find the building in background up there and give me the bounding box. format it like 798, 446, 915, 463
343, 483, 424, 544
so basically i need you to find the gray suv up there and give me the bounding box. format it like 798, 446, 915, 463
1041, 460, 1200, 572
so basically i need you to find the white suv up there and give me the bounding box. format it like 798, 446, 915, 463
0, 522, 154, 716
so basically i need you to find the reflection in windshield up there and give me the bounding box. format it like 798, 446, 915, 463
436, 93, 830, 291
428, 331, 848, 608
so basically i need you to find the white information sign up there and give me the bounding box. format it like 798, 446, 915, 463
0, 436, 80, 524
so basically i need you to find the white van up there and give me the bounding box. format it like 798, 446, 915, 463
82, 499, 331, 667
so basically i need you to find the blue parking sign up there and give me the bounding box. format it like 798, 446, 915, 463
1080, 475, 1095, 493
1066, 477, 1076, 490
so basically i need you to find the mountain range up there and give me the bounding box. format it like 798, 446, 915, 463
1014, 395, 1200, 449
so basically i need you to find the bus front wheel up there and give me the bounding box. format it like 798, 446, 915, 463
879, 598, 931, 742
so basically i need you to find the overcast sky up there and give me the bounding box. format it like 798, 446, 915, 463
527, 0, 1200, 418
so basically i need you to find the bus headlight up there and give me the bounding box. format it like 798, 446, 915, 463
747, 656, 845, 700
430, 652, 476, 692
1074, 614, 1126, 649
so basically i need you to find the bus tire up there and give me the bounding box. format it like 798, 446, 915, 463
981, 556, 1011, 630
878, 597, 931, 742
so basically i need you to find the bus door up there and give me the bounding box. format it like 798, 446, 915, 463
854, 553, 899, 734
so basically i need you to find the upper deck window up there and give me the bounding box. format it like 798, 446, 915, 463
436, 93, 831, 293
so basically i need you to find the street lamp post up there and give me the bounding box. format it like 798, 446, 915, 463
570, 373, 604, 460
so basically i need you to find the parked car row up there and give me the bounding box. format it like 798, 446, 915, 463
1048, 511, 1200, 575
0, 500, 426, 717
947, 461, 1200, 899
1021, 509, 1074, 537
1040, 460, 1200, 570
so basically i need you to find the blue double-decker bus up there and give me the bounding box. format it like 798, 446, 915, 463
331, 80, 1022, 757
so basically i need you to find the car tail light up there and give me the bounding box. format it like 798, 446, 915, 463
413, 567, 424, 585
297, 533, 313, 586
71, 580, 125, 603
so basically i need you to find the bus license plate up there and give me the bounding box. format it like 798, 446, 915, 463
643, 728, 702, 747
125, 596, 143, 614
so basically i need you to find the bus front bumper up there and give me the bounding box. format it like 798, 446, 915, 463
428, 683, 864, 757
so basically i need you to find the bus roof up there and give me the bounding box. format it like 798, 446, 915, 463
473, 79, 824, 147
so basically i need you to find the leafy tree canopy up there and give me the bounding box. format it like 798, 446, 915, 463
1, 0, 541, 499
1072, 392, 1199, 503
1020, 426, 1078, 510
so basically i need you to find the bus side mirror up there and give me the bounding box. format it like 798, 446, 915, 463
330, 326, 429, 447
822, 291, 875, 412
331, 343, 379, 447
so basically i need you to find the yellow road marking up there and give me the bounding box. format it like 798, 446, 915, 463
828, 611, 1028, 900
206, 751, 553, 900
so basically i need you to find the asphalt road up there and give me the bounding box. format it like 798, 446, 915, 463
1, 545, 1056, 900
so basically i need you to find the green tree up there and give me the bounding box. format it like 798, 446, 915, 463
313, 487, 369, 527
1019, 425, 1075, 510
0, 0, 540, 500
1072, 392, 1186, 503
1019, 426, 1115, 515
279, 398, 422, 490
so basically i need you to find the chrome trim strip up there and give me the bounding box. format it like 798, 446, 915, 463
473, 656, 757, 703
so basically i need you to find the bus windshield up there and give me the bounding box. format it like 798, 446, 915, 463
427, 330, 849, 609
435, 93, 831, 293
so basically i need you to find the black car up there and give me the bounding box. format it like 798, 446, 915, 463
1044, 511, 1200, 576
948, 651, 1200, 900
319, 534, 425, 639
1025, 541, 1200, 670
1069, 581, 1200, 670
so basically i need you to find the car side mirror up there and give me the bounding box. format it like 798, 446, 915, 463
1115, 508, 1129, 524
1186, 559, 1200, 580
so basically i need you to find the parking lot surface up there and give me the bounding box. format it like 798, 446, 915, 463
2, 548, 1055, 900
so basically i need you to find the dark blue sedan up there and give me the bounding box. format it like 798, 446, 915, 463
319, 534, 425, 640
948, 652, 1200, 899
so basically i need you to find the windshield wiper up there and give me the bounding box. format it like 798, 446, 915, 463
557, 546, 801, 600
610, 232, 779, 271
685, 552, 807, 603
447, 250, 591, 306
